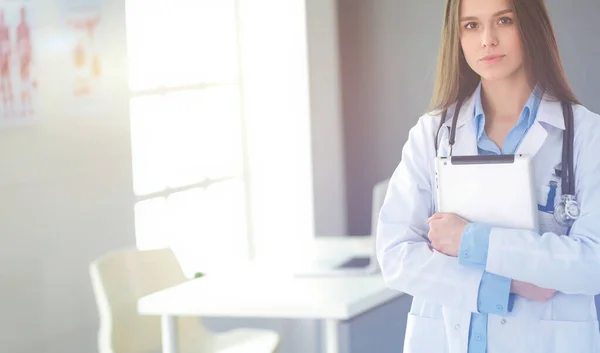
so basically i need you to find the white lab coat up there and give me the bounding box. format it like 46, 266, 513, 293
376, 91, 600, 353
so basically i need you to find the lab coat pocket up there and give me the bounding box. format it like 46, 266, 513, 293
539, 320, 600, 353
403, 314, 448, 353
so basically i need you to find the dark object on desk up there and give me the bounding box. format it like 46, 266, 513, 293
336, 256, 371, 269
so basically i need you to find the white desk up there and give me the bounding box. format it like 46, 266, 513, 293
138, 236, 403, 353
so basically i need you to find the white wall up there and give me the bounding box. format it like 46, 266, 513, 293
0, 0, 133, 352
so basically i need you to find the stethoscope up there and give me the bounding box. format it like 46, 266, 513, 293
434, 99, 581, 228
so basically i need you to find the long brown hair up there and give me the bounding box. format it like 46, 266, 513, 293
429, 0, 580, 114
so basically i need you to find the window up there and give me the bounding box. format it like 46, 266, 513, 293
126, 0, 249, 275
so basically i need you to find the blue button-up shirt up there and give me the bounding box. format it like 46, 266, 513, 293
458, 82, 542, 353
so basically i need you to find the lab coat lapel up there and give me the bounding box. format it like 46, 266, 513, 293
516, 121, 548, 157
516, 98, 563, 156
452, 119, 478, 156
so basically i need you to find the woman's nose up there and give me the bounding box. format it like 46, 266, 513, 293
482, 27, 499, 48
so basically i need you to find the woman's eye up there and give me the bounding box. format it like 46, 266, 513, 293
464, 22, 478, 30
498, 17, 513, 25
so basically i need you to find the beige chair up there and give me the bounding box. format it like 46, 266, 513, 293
363, 178, 390, 273
90, 247, 280, 353
371, 178, 390, 237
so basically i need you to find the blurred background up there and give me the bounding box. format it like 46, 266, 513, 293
1, 0, 599, 352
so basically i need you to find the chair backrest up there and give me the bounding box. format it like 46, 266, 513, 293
371, 178, 390, 237
90, 247, 208, 353
365, 178, 390, 272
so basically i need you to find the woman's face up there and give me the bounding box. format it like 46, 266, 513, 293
459, 0, 526, 82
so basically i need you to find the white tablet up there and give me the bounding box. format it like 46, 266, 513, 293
435, 154, 539, 231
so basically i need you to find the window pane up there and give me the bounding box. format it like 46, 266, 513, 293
134, 189, 205, 255
203, 179, 248, 259
130, 96, 169, 195
130, 86, 243, 195
132, 179, 248, 275
134, 197, 168, 250
170, 179, 248, 275
126, 0, 238, 90
165, 187, 206, 251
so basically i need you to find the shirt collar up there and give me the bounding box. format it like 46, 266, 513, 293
473, 82, 543, 140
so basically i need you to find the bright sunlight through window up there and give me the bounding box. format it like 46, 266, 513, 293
126, 0, 248, 276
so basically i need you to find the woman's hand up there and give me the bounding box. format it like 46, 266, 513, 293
427, 212, 468, 257
511, 280, 557, 302
428, 213, 557, 301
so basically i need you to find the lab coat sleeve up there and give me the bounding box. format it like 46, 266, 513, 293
376, 115, 484, 313
459, 224, 514, 314
485, 113, 600, 295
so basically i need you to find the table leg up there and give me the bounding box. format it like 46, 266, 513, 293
161, 315, 179, 353
323, 319, 340, 353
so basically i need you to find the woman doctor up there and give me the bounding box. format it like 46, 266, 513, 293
376, 0, 600, 352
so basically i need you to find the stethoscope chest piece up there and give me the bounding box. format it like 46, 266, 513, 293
554, 194, 581, 227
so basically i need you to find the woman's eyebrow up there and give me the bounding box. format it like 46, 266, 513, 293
460, 9, 513, 22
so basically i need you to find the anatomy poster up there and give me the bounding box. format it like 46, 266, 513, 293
62, 0, 102, 98
0, 0, 37, 126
